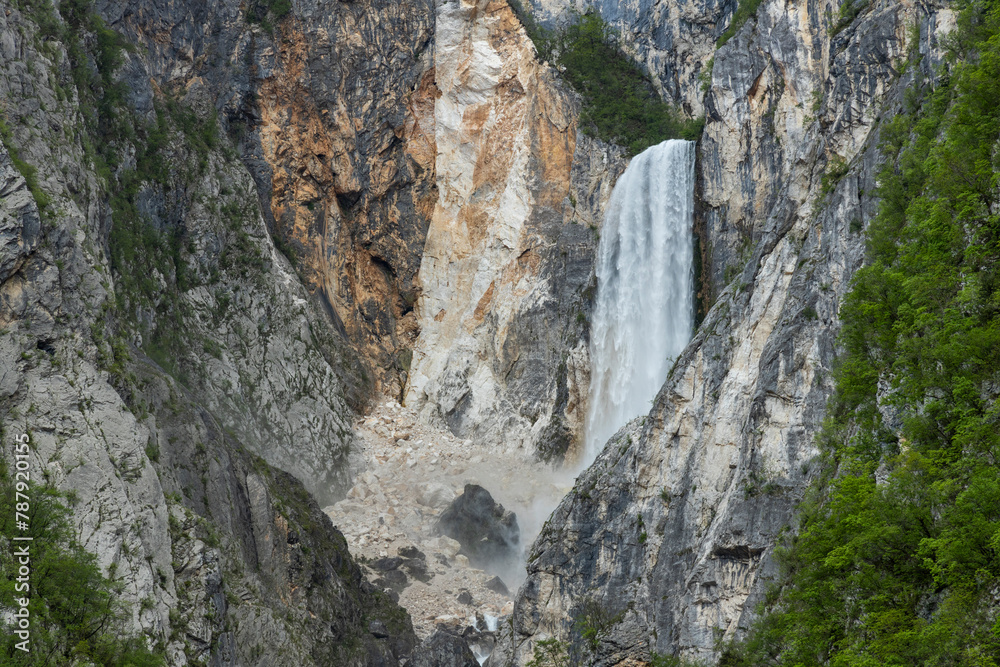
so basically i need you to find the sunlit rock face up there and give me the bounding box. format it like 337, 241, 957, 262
489, 1, 956, 664
405, 0, 627, 463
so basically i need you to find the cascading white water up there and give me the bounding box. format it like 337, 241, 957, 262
583, 139, 696, 465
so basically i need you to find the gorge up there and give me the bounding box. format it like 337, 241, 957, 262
1, 0, 998, 665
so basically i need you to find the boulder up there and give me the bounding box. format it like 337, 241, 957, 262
418, 482, 457, 510
484, 576, 510, 597
372, 557, 403, 572
435, 484, 520, 567
375, 569, 409, 592
401, 558, 432, 583
398, 545, 426, 560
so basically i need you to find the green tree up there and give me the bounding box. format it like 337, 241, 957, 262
0, 462, 165, 665
724, 0, 1000, 664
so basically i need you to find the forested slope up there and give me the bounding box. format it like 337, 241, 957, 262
727, 1, 1000, 663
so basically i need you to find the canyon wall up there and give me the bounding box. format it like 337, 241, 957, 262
0, 0, 623, 661
0, 0, 423, 662
1, 0, 962, 663
490, 0, 955, 664
405, 0, 627, 462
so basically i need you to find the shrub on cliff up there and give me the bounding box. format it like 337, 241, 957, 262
508, 5, 703, 155
0, 463, 164, 665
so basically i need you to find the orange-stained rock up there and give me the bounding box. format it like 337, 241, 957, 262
255, 12, 436, 395
404, 0, 625, 461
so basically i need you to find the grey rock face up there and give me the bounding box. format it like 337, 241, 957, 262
0, 0, 421, 663
0, 150, 40, 284
437, 484, 521, 568
139, 363, 418, 665
490, 0, 956, 665
408, 630, 480, 667
526, 0, 729, 114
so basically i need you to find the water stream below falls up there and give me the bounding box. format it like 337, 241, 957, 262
583, 139, 696, 465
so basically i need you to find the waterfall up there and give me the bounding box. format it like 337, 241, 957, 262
583, 139, 696, 465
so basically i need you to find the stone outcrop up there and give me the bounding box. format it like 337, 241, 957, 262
437, 484, 521, 568
405, 0, 627, 463
489, 0, 955, 664
409, 629, 480, 667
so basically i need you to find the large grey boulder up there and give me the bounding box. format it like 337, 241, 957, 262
436, 484, 520, 568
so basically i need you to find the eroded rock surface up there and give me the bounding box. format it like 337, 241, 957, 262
490, 0, 955, 665
0, 1, 418, 662
405, 0, 627, 463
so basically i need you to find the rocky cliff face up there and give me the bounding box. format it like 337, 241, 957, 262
249, 0, 436, 397
405, 0, 626, 462
489, 0, 956, 664
2, 0, 960, 663
1, 0, 622, 661
526, 0, 726, 116
0, 0, 418, 662
103, 0, 436, 398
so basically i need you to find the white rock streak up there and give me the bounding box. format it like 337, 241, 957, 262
584, 139, 695, 464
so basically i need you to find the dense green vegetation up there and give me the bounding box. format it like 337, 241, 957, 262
0, 463, 163, 665
507, 5, 702, 155
723, 1, 1000, 664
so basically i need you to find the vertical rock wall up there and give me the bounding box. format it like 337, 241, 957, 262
0, 1, 422, 662
490, 0, 955, 664
405, 0, 626, 462
250, 1, 437, 395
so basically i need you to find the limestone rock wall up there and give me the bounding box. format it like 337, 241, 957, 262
405, 0, 626, 462
0, 1, 417, 663
489, 0, 955, 664
522, 0, 728, 116
248, 1, 437, 396
101, 0, 437, 396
